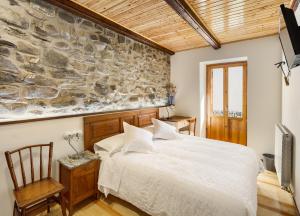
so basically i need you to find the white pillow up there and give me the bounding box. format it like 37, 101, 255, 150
152, 118, 178, 140
143, 125, 154, 134
94, 133, 125, 155
122, 122, 154, 153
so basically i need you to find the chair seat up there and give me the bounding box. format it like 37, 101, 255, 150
14, 178, 64, 208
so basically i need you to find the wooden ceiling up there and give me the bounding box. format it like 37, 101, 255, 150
187, 0, 290, 44
71, 0, 292, 52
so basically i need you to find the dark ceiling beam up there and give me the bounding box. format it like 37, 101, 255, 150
164, 0, 221, 49
46, 0, 175, 55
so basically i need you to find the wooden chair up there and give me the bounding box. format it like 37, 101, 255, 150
5, 142, 67, 216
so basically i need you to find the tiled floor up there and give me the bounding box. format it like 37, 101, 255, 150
39, 171, 298, 216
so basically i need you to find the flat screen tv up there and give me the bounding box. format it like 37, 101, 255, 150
279, 4, 300, 69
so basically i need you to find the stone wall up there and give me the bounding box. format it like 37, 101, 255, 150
0, 0, 170, 120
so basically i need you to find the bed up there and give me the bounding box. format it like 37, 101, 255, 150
83, 108, 260, 216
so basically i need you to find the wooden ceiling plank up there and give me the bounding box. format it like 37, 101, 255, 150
71, 0, 290, 52
191, 0, 233, 9
193, 0, 250, 12
189, 0, 290, 44
112, 0, 166, 22
93, 0, 146, 16
88, 0, 125, 11
217, 22, 279, 35
210, 13, 278, 29
51, 0, 175, 54
106, 0, 163, 21
144, 26, 200, 39
86, 0, 207, 51
152, 31, 207, 43
79, 1, 188, 41
98, 0, 134, 14
207, 7, 279, 28
151, 30, 196, 40
98, 0, 141, 18
135, 20, 188, 34
217, 24, 279, 37
216, 31, 278, 45
201, 5, 283, 21
196, 0, 284, 18
211, 12, 279, 31
161, 37, 204, 48
78, 0, 93, 4
164, 0, 221, 49
121, 4, 175, 24
124, 10, 185, 30
117, 7, 172, 27
73, 0, 206, 52
85, 0, 117, 10
206, 0, 288, 27
139, 22, 196, 37
198, 2, 264, 17
213, 23, 278, 35
127, 14, 181, 31
193, 1, 283, 21
89, 1, 173, 28
85, 0, 113, 8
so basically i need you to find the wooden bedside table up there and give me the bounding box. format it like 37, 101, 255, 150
160, 116, 196, 135
58, 151, 100, 216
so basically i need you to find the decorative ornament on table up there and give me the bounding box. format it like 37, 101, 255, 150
63, 132, 84, 160
165, 82, 176, 119
166, 82, 176, 106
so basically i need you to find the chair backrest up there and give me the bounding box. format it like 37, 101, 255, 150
5, 142, 53, 190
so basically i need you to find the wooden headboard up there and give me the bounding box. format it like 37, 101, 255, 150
83, 107, 159, 151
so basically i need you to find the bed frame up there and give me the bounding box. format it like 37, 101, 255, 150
83, 107, 158, 215
83, 107, 159, 152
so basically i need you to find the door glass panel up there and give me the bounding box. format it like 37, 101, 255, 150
212, 68, 224, 116
228, 66, 243, 118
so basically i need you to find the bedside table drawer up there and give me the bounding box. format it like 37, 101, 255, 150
72, 169, 98, 204
73, 160, 98, 177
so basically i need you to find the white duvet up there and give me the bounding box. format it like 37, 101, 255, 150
97, 135, 260, 216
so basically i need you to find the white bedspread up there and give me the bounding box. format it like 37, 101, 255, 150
97, 136, 260, 216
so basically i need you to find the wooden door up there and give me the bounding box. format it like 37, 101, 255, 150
206, 62, 247, 145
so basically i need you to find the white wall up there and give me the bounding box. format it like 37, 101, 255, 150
0, 36, 285, 215
0, 107, 169, 215
281, 5, 300, 209
171, 35, 282, 157
0, 117, 84, 215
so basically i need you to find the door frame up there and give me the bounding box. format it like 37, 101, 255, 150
205, 61, 247, 145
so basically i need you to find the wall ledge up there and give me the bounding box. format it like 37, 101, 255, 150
0, 105, 166, 126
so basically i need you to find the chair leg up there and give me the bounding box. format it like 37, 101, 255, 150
21, 208, 25, 216
47, 198, 50, 213
60, 193, 67, 216
13, 201, 18, 216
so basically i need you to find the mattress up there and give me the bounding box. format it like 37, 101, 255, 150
97, 135, 260, 216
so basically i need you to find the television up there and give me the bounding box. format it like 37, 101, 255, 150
279, 4, 300, 69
